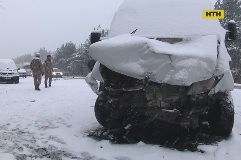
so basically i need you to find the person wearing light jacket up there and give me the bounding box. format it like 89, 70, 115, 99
30, 53, 44, 90
43, 55, 53, 88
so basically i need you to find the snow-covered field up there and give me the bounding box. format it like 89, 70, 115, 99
0, 77, 241, 160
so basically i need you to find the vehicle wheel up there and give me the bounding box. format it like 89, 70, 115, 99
15, 77, 20, 84
208, 92, 234, 137
94, 96, 123, 129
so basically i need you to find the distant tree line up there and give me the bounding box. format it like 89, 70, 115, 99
14, 54, 33, 65
215, 0, 241, 83
14, 26, 108, 76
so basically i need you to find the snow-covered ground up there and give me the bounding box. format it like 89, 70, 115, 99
0, 77, 241, 160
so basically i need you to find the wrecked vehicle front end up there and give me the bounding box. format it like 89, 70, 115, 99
95, 64, 228, 129
86, 34, 234, 137
86, 0, 236, 137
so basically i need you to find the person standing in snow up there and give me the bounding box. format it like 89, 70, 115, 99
30, 53, 44, 91
43, 55, 53, 88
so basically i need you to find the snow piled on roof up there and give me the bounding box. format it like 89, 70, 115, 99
0, 59, 17, 70
108, 0, 225, 38
90, 34, 218, 86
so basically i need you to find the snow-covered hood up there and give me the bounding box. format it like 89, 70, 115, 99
90, 34, 219, 86
53, 71, 63, 74
18, 69, 27, 73
0, 69, 17, 73
0, 68, 18, 74
53, 71, 62, 74
0, 69, 19, 77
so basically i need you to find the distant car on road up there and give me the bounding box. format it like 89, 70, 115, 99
52, 68, 63, 78
0, 59, 20, 83
22, 64, 32, 76
18, 68, 27, 78
25, 69, 32, 76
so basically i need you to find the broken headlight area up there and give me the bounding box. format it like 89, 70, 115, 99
187, 75, 224, 95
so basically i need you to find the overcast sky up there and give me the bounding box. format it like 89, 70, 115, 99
0, 0, 124, 59
0, 0, 216, 59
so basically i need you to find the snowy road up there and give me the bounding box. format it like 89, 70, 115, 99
0, 77, 241, 160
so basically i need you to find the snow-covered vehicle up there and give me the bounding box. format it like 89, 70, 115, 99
52, 68, 63, 78
0, 59, 20, 83
18, 68, 27, 78
86, 0, 237, 136
22, 63, 33, 76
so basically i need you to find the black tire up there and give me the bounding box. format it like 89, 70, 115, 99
94, 96, 123, 129
15, 77, 19, 84
208, 92, 234, 137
